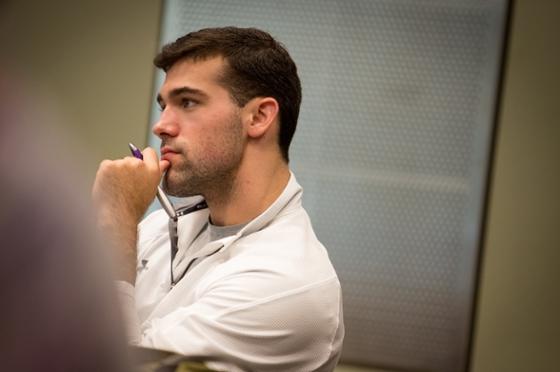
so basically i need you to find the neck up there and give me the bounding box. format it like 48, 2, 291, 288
204, 153, 290, 226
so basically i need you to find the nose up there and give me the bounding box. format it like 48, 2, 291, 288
152, 108, 180, 139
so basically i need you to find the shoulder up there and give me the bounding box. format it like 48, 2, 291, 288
204, 204, 339, 298
138, 208, 168, 236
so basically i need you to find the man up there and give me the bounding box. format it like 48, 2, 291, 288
93, 27, 344, 371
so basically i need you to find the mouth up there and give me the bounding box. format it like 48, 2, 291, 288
160, 146, 180, 162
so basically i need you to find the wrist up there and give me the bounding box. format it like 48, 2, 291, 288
96, 207, 140, 284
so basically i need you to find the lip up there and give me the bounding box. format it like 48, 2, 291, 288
160, 146, 180, 161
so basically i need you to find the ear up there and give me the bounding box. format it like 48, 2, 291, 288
245, 97, 279, 139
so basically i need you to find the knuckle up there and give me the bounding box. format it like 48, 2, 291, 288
99, 159, 111, 168
124, 157, 142, 168
98, 159, 113, 173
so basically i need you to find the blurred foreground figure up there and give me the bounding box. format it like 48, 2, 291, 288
0, 73, 132, 372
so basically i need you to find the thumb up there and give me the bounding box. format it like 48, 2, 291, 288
160, 159, 170, 172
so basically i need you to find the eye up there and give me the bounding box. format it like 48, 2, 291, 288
181, 98, 197, 109
158, 105, 166, 112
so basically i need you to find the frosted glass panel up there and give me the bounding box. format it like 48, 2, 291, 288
151, 1, 508, 371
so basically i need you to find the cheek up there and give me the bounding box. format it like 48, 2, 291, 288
183, 130, 224, 168
183, 109, 242, 160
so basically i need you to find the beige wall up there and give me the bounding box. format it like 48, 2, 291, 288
471, 0, 560, 371
2, 0, 161, 184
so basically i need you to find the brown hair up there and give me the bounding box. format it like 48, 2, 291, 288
154, 27, 302, 162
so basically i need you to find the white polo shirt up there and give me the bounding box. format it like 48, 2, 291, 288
118, 173, 344, 371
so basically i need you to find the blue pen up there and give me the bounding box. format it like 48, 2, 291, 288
128, 143, 177, 219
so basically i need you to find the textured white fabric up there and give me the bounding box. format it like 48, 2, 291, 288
117, 173, 344, 371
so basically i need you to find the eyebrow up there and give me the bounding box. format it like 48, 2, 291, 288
156, 86, 208, 107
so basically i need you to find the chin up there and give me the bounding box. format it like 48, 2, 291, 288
162, 177, 188, 197
162, 175, 178, 195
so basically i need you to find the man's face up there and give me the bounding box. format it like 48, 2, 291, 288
153, 56, 245, 197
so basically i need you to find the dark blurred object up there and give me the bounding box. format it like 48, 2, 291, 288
0, 68, 132, 371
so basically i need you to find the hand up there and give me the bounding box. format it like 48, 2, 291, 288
93, 147, 168, 224
92, 147, 169, 283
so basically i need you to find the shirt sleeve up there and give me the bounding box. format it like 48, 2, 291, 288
138, 273, 342, 372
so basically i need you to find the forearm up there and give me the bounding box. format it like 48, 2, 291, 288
92, 148, 166, 284
97, 208, 139, 284
115, 280, 142, 343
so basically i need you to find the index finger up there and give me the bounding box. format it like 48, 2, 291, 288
141, 147, 160, 172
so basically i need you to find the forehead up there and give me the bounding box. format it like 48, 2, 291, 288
159, 56, 228, 96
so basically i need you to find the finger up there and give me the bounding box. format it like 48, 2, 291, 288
142, 147, 159, 170
142, 146, 157, 161
124, 155, 142, 161
160, 159, 170, 171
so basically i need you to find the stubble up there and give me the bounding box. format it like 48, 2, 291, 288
162, 113, 244, 200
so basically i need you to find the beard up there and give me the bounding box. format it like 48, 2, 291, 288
161, 114, 244, 198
